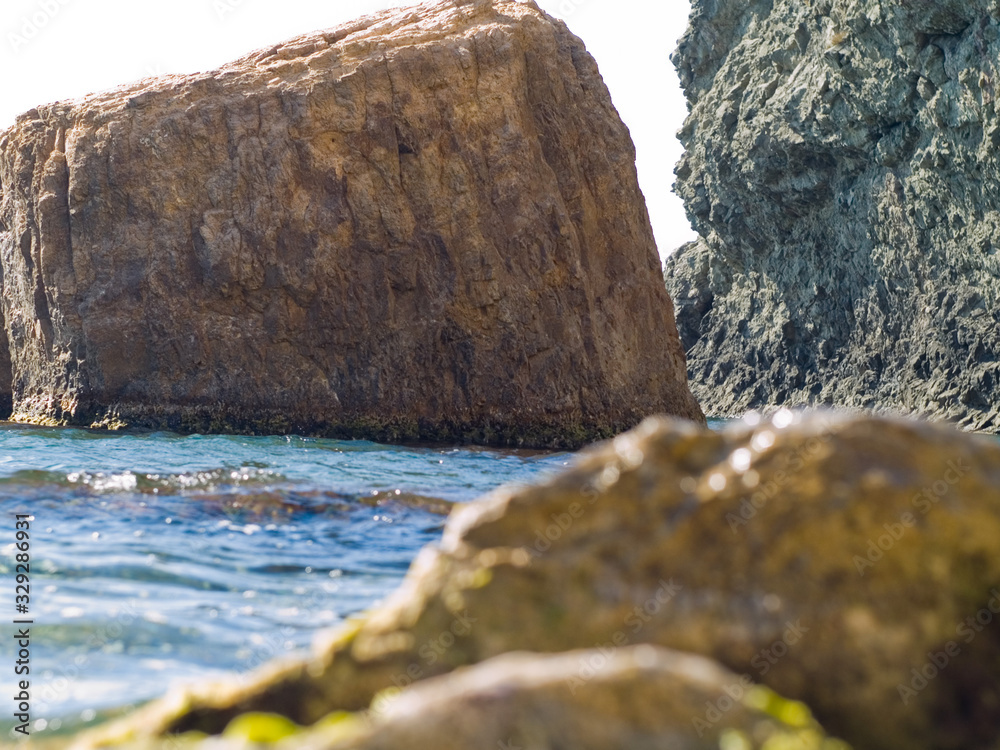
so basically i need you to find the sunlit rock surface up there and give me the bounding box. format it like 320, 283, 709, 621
0, 0, 701, 446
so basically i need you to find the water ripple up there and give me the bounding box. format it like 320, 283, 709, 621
0, 425, 570, 737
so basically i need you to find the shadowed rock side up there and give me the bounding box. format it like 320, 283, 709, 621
0, 0, 702, 448
665, 0, 1000, 429
0, 308, 10, 417
77, 413, 1000, 750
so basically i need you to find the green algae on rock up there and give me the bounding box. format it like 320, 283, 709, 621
75, 412, 1000, 750
665, 0, 1000, 431
0, 0, 702, 448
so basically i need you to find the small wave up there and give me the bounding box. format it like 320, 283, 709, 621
136, 466, 284, 493
0, 466, 286, 495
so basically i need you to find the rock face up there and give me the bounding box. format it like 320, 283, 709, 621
665, 0, 1000, 429
80, 412, 1000, 750
0, 0, 702, 446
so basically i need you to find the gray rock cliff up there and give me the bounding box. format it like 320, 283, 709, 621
665, 0, 1000, 428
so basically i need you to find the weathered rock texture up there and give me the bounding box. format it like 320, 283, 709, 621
665, 0, 1000, 429
79, 412, 1000, 750
0, 0, 702, 446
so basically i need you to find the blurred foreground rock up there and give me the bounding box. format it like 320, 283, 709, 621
71, 649, 844, 750
73, 411, 1000, 750
332, 648, 837, 750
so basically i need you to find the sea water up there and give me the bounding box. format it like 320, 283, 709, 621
0, 424, 572, 739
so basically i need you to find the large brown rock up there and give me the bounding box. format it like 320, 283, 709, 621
0, 0, 701, 446
77, 412, 1000, 750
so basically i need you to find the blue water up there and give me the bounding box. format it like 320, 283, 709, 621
0, 425, 571, 738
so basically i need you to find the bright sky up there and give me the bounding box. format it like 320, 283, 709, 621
0, 0, 695, 259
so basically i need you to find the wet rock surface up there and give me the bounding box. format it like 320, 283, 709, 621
77, 412, 1000, 750
0, 0, 701, 447
665, 0, 1000, 430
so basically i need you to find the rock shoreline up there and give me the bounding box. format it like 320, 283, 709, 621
11, 404, 644, 451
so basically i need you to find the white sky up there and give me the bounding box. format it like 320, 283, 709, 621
0, 0, 695, 259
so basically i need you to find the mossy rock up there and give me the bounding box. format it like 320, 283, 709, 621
70, 648, 849, 750
75, 412, 1000, 749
